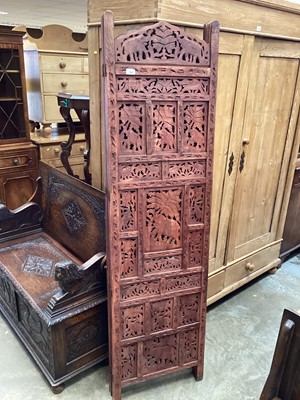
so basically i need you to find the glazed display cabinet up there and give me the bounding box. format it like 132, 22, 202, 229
0, 30, 38, 209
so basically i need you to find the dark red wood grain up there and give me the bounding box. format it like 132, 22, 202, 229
102, 12, 219, 399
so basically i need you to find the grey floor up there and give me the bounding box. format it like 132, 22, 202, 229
1, 254, 300, 400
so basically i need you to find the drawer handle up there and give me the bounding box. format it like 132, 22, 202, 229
245, 262, 255, 272
79, 145, 85, 151
59, 62, 66, 68
54, 148, 60, 154
61, 81, 68, 87
13, 158, 19, 166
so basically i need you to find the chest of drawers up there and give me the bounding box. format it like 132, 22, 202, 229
31, 133, 86, 180
20, 25, 89, 135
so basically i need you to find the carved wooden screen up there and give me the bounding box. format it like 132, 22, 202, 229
101, 11, 219, 400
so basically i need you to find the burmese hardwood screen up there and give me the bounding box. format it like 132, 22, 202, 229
101, 11, 219, 399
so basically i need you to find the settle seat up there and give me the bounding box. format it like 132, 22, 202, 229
0, 162, 108, 393
260, 308, 300, 400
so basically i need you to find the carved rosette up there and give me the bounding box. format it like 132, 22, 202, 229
103, 12, 219, 397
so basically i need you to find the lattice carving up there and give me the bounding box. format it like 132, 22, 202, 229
102, 12, 219, 399
165, 273, 202, 293
119, 162, 161, 181
117, 77, 209, 96
115, 22, 210, 65
188, 185, 205, 224
120, 190, 137, 231
180, 329, 199, 364
189, 231, 204, 267
150, 299, 173, 332
167, 160, 206, 179
143, 335, 178, 374
144, 255, 182, 275
122, 305, 144, 339
121, 280, 160, 301
118, 103, 145, 154
152, 102, 177, 153
178, 294, 200, 326
120, 238, 138, 278
145, 189, 182, 251
183, 103, 208, 151
121, 344, 137, 380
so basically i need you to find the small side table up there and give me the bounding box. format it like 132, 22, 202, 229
57, 93, 91, 184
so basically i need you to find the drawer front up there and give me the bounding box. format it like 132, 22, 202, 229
40, 54, 84, 73
224, 243, 281, 287
0, 148, 38, 172
39, 142, 86, 161
43, 95, 80, 122
45, 157, 84, 180
208, 270, 225, 299
42, 73, 89, 94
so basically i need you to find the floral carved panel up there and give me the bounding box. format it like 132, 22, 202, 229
102, 12, 219, 398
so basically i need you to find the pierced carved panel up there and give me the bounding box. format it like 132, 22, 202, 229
150, 298, 173, 333
120, 190, 137, 232
180, 329, 199, 365
120, 238, 138, 278
183, 102, 208, 152
121, 304, 144, 339
103, 13, 218, 395
119, 162, 161, 182
167, 160, 206, 179
121, 280, 160, 301
145, 188, 182, 252
117, 77, 209, 97
178, 293, 201, 326
187, 185, 205, 224
144, 255, 182, 275
165, 273, 202, 293
115, 22, 210, 65
189, 231, 204, 267
152, 102, 177, 153
118, 103, 145, 154
143, 334, 178, 375
121, 344, 137, 381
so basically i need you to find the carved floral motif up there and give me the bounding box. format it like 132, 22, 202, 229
118, 103, 145, 154
121, 344, 137, 380
183, 103, 208, 151
145, 189, 182, 251
117, 77, 209, 96
115, 21, 209, 65
143, 334, 178, 374
22, 254, 54, 277
122, 305, 144, 339
152, 102, 177, 153
150, 299, 173, 332
121, 238, 138, 278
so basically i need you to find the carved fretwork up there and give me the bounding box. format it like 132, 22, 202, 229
115, 21, 210, 65
102, 11, 219, 399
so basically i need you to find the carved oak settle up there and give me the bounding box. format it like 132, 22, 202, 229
0, 162, 108, 392
101, 12, 219, 399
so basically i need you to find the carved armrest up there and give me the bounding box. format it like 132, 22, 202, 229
0, 201, 43, 241
47, 252, 107, 313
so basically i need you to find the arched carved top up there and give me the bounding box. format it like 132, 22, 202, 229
115, 21, 210, 65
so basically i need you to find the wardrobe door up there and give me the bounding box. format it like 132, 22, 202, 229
226, 38, 300, 263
